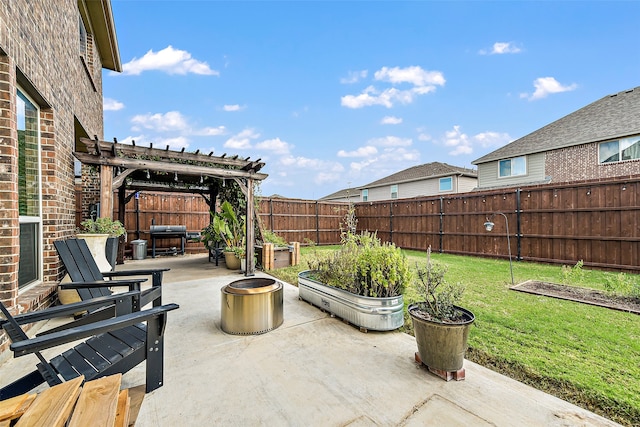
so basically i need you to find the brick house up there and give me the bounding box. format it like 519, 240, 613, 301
0, 0, 121, 324
356, 162, 477, 202
473, 86, 640, 189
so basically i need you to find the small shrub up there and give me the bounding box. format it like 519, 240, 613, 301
308, 231, 411, 298
410, 247, 466, 323
561, 260, 584, 284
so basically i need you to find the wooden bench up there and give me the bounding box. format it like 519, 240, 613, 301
0, 374, 144, 426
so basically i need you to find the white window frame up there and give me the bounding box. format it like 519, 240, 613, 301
598, 135, 640, 164
439, 176, 453, 192
390, 184, 398, 199
362, 189, 368, 202
498, 156, 527, 178
17, 88, 43, 291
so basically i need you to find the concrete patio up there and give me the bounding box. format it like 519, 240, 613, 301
1, 254, 620, 426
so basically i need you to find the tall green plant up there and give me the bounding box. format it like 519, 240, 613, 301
201, 200, 245, 252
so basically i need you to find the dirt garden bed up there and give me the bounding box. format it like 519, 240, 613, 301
511, 280, 640, 315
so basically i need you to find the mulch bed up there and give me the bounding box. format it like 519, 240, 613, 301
511, 280, 640, 315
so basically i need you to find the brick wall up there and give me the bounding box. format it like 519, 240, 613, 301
546, 142, 640, 183
0, 0, 108, 342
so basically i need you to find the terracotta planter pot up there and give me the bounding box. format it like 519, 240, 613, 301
409, 304, 474, 372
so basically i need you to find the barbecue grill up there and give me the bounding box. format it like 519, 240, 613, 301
149, 225, 187, 258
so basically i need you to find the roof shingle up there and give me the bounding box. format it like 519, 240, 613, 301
472, 86, 640, 164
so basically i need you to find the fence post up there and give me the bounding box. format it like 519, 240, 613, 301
389, 202, 394, 244
268, 198, 273, 231
439, 197, 444, 253
315, 201, 320, 245
516, 188, 522, 261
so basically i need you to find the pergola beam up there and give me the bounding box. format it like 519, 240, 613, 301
74, 152, 268, 181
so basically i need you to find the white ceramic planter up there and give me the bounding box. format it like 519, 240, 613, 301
76, 233, 112, 272
298, 270, 404, 332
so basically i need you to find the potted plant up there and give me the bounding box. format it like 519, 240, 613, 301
408, 247, 474, 380
201, 201, 245, 270
256, 229, 298, 270
298, 230, 411, 331
76, 217, 126, 272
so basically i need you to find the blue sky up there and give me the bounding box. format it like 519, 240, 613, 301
103, 1, 640, 199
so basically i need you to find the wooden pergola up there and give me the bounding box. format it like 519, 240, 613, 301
75, 137, 268, 276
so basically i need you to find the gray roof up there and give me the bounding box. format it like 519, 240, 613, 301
472, 86, 640, 165
359, 162, 477, 189
319, 188, 359, 201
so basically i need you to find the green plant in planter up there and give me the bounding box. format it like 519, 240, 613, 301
308, 231, 411, 298
201, 200, 245, 254
260, 229, 288, 247
408, 247, 474, 376
410, 248, 466, 323
78, 217, 126, 237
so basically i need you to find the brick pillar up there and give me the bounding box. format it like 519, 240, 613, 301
0, 54, 19, 307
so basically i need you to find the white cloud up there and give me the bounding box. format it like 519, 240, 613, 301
474, 131, 512, 148
224, 128, 260, 150
130, 111, 227, 138
119, 46, 219, 76
369, 136, 412, 147
381, 116, 402, 125
443, 125, 472, 156
223, 104, 245, 112
521, 77, 578, 100
337, 146, 378, 158
340, 70, 368, 84
440, 126, 512, 156
195, 126, 227, 136
341, 66, 444, 109
374, 66, 445, 87
103, 98, 124, 111
255, 137, 292, 154
479, 42, 522, 55
418, 133, 432, 141
131, 111, 189, 132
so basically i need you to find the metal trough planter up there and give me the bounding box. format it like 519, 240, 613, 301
298, 270, 404, 332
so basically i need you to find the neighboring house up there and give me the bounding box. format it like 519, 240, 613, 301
319, 188, 360, 203
0, 1, 121, 316
472, 86, 640, 189
358, 162, 478, 202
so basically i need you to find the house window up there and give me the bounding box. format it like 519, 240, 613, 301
17, 89, 42, 289
390, 185, 398, 199
79, 15, 88, 59
362, 189, 368, 202
439, 177, 453, 192
599, 136, 640, 164
499, 157, 526, 178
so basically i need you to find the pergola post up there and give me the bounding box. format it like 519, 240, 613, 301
244, 178, 255, 277
100, 165, 113, 218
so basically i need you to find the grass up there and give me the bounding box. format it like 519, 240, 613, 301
269, 246, 640, 426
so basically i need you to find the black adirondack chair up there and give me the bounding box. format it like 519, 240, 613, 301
54, 238, 169, 309
0, 294, 179, 400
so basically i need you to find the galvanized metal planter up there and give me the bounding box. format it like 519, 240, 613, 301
298, 270, 404, 332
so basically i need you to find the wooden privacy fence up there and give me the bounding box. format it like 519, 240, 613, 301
257, 198, 349, 245
116, 192, 211, 255
259, 177, 640, 272
80, 177, 639, 271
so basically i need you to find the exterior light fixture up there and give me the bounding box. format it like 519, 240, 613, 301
484, 212, 514, 287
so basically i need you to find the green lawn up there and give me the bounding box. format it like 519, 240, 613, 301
269, 246, 640, 426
